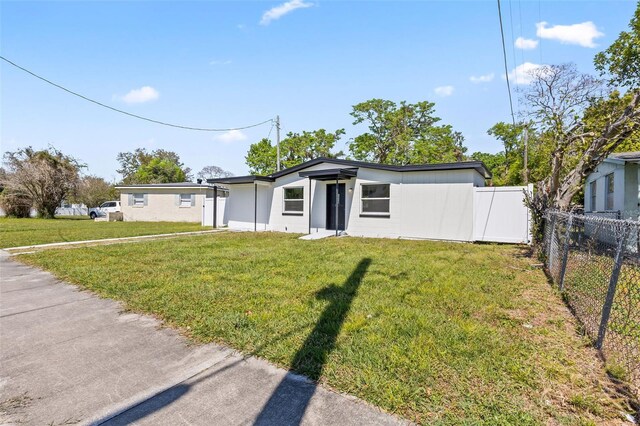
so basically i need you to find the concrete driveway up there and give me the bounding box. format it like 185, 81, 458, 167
0, 253, 404, 425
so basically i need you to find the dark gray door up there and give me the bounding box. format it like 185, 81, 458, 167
326, 183, 346, 231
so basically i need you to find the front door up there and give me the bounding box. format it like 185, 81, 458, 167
326, 183, 346, 231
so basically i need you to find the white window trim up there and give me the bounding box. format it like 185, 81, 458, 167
605, 173, 614, 211
179, 193, 193, 208
360, 183, 390, 216
283, 186, 304, 214
133, 193, 145, 207
590, 180, 597, 212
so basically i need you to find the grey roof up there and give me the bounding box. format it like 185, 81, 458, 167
115, 182, 220, 189
208, 157, 491, 184
610, 152, 640, 162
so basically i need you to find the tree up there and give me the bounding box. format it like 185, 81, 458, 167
522, 64, 604, 203
246, 129, 345, 175
514, 1, 640, 246
133, 158, 187, 183
72, 175, 117, 207
116, 148, 191, 184
197, 165, 234, 181
470, 151, 507, 185
483, 121, 552, 186
349, 99, 468, 165
1, 147, 82, 218
594, 3, 640, 88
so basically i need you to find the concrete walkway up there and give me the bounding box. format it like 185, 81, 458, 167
3, 229, 224, 254
0, 253, 404, 426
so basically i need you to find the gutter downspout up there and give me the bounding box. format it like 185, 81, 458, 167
254, 183, 257, 232
213, 186, 218, 229
335, 177, 339, 237
308, 177, 312, 234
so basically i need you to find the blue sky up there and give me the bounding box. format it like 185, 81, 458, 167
1, 0, 636, 180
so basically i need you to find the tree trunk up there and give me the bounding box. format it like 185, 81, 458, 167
555, 90, 640, 209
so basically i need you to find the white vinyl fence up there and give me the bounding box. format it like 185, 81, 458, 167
202, 197, 227, 227
473, 185, 532, 244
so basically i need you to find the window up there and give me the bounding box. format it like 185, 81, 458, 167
133, 193, 145, 206
605, 173, 614, 211
179, 193, 193, 207
283, 187, 304, 214
590, 181, 597, 211
361, 184, 390, 215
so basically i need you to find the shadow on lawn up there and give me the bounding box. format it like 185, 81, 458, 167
93, 258, 372, 426
253, 257, 372, 425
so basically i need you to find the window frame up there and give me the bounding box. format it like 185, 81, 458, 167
590, 180, 597, 212
360, 183, 390, 218
605, 173, 614, 211
179, 193, 193, 208
132, 193, 145, 207
282, 186, 304, 215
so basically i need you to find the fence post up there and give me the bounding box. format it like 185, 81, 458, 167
595, 224, 629, 350
547, 214, 557, 272
558, 214, 573, 291
547, 213, 556, 271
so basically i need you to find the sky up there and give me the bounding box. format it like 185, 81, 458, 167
1, 0, 637, 181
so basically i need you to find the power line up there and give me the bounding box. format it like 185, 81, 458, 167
518, 0, 525, 67
0, 55, 273, 132
497, 0, 516, 126
507, 0, 520, 114
538, 0, 543, 64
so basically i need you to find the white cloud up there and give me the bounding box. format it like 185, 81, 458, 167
434, 85, 454, 97
210, 59, 232, 65
260, 0, 313, 25
119, 86, 159, 104
213, 130, 248, 144
506, 62, 546, 85
515, 37, 539, 50
470, 73, 495, 83
536, 21, 603, 48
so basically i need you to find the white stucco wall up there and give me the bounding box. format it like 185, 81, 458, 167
346, 168, 476, 241
225, 183, 273, 231
119, 188, 212, 222
223, 164, 487, 241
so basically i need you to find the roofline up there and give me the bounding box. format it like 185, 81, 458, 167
115, 184, 219, 190
207, 175, 275, 185
208, 158, 492, 184
269, 157, 492, 179
299, 167, 359, 180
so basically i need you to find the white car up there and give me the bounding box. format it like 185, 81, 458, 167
88, 201, 121, 219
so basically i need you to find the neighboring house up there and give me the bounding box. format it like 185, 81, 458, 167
584, 152, 640, 220
209, 157, 532, 243
115, 182, 228, 226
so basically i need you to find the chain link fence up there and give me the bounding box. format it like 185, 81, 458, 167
543, 210, 640, 389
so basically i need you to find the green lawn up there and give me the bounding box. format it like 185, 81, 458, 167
17, 233, 627, 424
0, 217, 207, 248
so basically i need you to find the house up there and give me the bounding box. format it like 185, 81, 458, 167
584, 152, 640, 220
115, 182, 228, 226
209, 157, 532, 243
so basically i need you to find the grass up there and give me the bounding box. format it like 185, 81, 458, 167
17, 233, 628, 424
0, 217, 208, 248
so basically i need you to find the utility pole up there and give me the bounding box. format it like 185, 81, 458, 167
276, 115, 281, 172
523, 124, 529, 185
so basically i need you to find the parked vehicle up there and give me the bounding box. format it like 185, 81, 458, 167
88, 201, 121, 219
